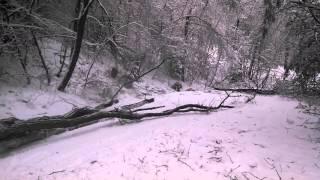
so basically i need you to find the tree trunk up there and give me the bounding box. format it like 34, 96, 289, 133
17, 44, 31, 85
210, 47, 223, 85
283, 45, 290, 80
248, 44, 258, 80
56, 43, 68, 77
0, 97, 233, 142
58, 0, 93, 91
32, 32, 51, 85
184, 9, 192, 40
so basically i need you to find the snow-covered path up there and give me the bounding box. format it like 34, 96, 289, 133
0, 92, 319, 180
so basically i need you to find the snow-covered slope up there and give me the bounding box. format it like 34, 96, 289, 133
0, 86, 93, 120
0, 91, 319, 180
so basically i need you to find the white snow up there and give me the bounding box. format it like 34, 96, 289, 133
0, 86, 92, 120
0, 90, 319, 180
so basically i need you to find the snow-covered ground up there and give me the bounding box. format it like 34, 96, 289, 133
0, 90, 319, 180
0, 86, 92, 120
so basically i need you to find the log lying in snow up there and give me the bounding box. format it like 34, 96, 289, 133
0, 104, 233, 141
0, 98, 154, 139
119, 98, 154, 111
0, 95, 234, 150
64, 98, 120, 118
0, 99, 119, 129
213, 87, 276, 95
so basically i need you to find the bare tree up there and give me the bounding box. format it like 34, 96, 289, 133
58, 0, 94, 91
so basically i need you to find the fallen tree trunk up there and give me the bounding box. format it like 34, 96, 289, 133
0, 104, 233, 141
59, 98, 153, 119
0, 99, 119, 127
0, 95, 234, 151
0, 98, 154, 139
213, 87, 276, 95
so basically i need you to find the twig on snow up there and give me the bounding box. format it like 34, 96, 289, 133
155, 164, 169, 170
224, 165, 240, 177
48, 170, 66, 175
58, 96, 79, 108
187, 144, 191, 158
138, 156, 146, 164
264, 158, 282, 180
177, 158, 195, 171
242, 171, 267, 180
155, 164, 169, 176
226, 151, 234, 164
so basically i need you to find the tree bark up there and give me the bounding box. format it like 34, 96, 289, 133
58, 0, 93, 91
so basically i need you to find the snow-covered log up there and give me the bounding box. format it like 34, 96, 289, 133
0, 96, 233, 150
213, 87, 276, 95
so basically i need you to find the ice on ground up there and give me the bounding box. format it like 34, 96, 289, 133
0, 91, 319, 180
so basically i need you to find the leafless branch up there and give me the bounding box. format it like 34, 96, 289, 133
111, 58, 167, 100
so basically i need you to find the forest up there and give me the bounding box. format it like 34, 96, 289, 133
0, 0, 320, 179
